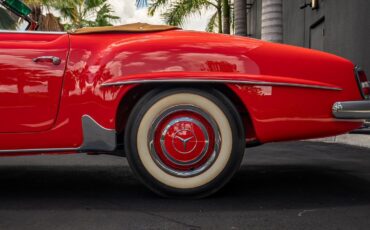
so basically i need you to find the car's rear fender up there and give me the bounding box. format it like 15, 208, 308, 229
102, 71, 353, 145
112, 82, 257, 149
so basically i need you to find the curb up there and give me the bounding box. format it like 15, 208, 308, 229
310, 134, 370, 149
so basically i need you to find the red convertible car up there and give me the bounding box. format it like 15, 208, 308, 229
0, 0, 369, 197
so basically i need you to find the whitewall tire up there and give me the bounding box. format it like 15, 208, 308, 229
124, 87, 245, 197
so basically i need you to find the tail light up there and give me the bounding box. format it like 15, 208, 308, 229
355, 66, 370, 100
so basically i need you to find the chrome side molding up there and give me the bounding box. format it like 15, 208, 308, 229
0, 30, 67, 34
333, 101, 370, 120
102, 79, 342, 91
0, 115, 116, 154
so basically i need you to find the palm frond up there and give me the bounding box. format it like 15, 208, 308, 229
206, 11, 218, 32
52, 0, 79, 23
84, 0, 105, 10
52, 0, 119, 29
94, 2, 119, 26
148, 0, 169, 16
162, 0, 211, 26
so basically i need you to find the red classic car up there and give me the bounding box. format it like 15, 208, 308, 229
0, 0, 369, 197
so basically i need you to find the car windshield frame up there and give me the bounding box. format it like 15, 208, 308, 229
0, 0, 37, 31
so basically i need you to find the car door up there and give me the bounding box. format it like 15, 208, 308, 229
0, 31, 69, 133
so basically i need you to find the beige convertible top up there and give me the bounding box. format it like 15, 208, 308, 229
70, 23, 179, 34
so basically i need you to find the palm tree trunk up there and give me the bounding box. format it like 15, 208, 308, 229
222, 0, 230, 34
38, 14, 64, 31
29, 4, 42, 24
217, 0, 223, 33
27, 4, 64, 31
234, 0, 247, 36
261, 0, 283, 43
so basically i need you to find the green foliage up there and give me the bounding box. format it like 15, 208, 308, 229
53, 0, 119, 30
148, 0, 231, 33
24, 0, 54, 13
206, 11, 217, 32
162, 0, 211, 27
24, 0, 119, 30
148, 0, 169, 16
94, 2, 120, 27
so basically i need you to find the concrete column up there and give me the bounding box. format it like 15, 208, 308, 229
261, 0, 283, 43
234, 0, 247, 36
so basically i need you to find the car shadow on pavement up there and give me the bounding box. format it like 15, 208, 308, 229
1, 142, 369, 229
219, 164, 370, 210
0, 162, 369, 213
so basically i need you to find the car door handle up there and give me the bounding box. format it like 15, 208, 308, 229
33, 56, 61, 66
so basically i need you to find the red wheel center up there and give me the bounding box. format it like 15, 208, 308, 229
162, 120, 207, 163
152, 111, 215, 171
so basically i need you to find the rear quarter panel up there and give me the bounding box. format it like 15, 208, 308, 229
66, 30, 363, 144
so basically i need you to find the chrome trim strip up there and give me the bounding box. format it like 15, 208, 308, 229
333, 101, 370, 120
102, 79, 342, 91
0, 115, 116, 154
0, 147, 77, 154
0, 30, 67, 34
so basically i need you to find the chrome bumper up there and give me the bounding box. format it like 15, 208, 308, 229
333, 100, 370, 119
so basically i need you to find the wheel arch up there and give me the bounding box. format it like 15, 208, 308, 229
115, 83, 259, 152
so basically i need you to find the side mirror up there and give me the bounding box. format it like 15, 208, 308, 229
1, 0, 32, 17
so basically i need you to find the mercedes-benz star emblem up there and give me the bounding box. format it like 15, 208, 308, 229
172, 129, 197, 154
176, 136, 193, 150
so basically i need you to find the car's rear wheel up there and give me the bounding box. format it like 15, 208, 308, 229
124, 87, 245, 198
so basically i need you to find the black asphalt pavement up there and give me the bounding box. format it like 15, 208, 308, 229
0, 141, 369, 230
